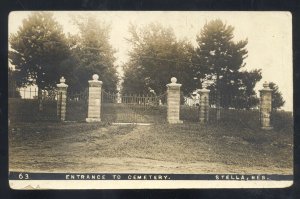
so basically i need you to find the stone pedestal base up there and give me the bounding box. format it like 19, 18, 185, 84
168, 120, 183, 124
261, 126, 273, 130
199, 119, 206, 124
56, 77, 68, 121
259, 82, 273, 131
166, 77, 182, 124
86, 74, 102, 123
198, 88, 210, 124
86, 118, 101, 123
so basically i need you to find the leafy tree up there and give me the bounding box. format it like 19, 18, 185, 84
123, 23, 196, 95
65, 15, 118, 93
9, 12, 70, 91
269, 82, 285, 110
230, 69, 262, 109
193, 19, 261, 109
8, 67, 21, 98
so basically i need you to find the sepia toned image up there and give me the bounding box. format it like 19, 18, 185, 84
8, 11, 293, 189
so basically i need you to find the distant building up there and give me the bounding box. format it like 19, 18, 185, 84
18, 85, 38, 99
184, 90, 200, 106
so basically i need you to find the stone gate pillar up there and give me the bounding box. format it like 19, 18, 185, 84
166, 77, 183, 124
259, 81, 273, 130
198, 87, 210, 123
86, 74, 102, 122
57, 76, 68, 121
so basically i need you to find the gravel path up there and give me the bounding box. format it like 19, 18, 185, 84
9, 123, 293, 174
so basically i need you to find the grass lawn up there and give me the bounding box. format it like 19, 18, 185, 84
101, 103, 167, 123
9, 117, 293, 174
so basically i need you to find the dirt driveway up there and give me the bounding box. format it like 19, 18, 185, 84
9, 122, 293, 174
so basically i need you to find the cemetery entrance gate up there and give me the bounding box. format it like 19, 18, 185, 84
101, 90, 167, 123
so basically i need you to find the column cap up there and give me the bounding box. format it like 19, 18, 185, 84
198, 88, 210, 93
57, 76, 68, 88
259, 81, 272, 92
166, 77, 182, 88
88, 74, 103, 87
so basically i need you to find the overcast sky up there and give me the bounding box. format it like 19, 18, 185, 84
9, 11, 293, 111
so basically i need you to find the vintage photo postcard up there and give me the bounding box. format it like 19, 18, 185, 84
8, 11, 293, 189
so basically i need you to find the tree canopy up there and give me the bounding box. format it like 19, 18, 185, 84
269, 82, 285, 110
8, 67, 21, 98
122, 23, 196, 95
9, 13, 118, 94
9, 12, 70, 90
193, 19, 262, 109
9, 14, 276, 110
63, 15, 119, 93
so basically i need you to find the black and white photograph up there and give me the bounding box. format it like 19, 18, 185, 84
8, 11, 293, 189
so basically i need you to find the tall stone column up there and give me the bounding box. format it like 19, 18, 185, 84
86, 74, 102, 122
198, 87, 210, 123
57, 77, 68, 121
259, 81, 273, 130
166, 77, 183, 124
